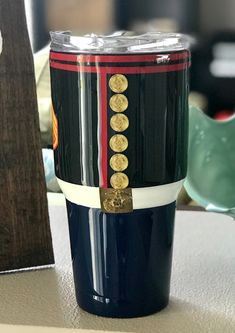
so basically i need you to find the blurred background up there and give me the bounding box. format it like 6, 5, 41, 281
25, 0, 235, 205
25, 0, 235, 136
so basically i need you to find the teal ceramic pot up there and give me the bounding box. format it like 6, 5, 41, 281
185, 107, 235, 217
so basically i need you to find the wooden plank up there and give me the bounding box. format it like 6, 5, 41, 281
0, 0, 54, 271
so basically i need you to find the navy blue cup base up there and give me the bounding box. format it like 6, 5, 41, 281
76, 291, 169, 318
66, 200, 176, 318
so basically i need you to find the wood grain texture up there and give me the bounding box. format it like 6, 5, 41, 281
0, 0, 54, 271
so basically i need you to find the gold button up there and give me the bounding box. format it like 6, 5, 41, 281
110, 172, 129, 189
109, 74, 128, 93
110, 154, 128, 172
109, 94, 128, 113
110, 114, 129, 132
109, 134, 128, 152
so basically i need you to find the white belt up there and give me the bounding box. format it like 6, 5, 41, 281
57, 178, 184, 210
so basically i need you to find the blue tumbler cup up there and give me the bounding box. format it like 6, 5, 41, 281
50, 31, 190, 318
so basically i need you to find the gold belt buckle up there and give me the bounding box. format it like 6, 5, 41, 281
100, 188, 133, 213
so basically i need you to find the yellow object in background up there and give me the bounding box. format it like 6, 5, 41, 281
52, 107, 58, 150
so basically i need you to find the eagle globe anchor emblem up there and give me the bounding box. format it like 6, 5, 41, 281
100, 188, 133, 213
185, 106, 235, 218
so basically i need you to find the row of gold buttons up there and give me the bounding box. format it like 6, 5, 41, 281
108, 74, 129, 190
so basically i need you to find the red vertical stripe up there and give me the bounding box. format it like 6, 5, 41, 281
100, 73, 108, 188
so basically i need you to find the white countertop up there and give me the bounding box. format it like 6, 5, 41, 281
0, 194, 234, 333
